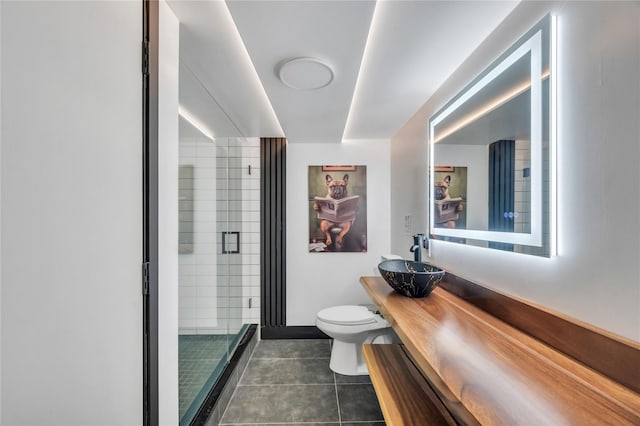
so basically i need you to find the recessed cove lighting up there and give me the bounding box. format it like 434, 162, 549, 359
179, 106, 214, 140
277, 57, 334, 90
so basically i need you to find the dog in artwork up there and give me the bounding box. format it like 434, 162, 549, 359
313, 174, 354, 246
434, 175, 463, 229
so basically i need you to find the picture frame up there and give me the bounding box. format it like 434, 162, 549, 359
308, 165, 367, 253
321, 165, 356, 172
435, 166, 455, 172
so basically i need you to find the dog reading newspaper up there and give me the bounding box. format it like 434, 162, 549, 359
313, 195, 360, 224
434, 197, 463, 225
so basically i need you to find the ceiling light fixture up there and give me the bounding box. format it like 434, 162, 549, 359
277, 57, 334, 90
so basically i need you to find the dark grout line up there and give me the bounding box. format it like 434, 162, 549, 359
237, 383, 338, 387
249, 357, 332, 361
333, 370, 342, 426
220, 423, 341, 425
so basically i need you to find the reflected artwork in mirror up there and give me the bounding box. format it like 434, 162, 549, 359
429, 14, 556, 256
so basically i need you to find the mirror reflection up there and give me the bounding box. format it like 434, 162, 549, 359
429, 14, 553, 256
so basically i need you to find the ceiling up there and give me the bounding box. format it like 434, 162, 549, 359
168, 0, 520, 144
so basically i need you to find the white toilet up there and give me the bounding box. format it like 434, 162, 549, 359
316, 305, 395, 375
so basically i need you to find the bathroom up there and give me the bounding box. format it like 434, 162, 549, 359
1, 0, 639, 425
165, 2, 639, 421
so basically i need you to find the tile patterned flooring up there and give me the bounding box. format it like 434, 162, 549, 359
219, 339, 385, 425
179, 335, 231, 418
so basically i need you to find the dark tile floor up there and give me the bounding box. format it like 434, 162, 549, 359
219, 339, 385, 425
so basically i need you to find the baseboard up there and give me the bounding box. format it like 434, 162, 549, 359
261, 325, 329, 339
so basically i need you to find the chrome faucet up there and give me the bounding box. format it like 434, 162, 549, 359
410, 233, 426, 262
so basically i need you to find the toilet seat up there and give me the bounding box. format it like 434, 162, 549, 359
317, 305, 376, 326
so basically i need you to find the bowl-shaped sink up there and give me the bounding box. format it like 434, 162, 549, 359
378, 259, 445, 298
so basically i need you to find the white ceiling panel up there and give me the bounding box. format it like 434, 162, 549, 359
169, 0, 521, 143
168, 0, 283, 138
227, 0, 376, 143
344, 1, 519, 140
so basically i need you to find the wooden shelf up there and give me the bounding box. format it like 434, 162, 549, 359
360, 276, 640, 425
362, 344, 456, 426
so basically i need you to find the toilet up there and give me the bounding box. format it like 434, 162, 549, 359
316, 305, 395, 375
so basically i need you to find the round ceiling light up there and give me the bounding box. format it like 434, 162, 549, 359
277, 57, 334, 90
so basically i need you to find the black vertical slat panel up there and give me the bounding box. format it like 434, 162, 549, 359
260, 141, 266, 325
260, 138, 287, 332
508, 141, 514, 228
489, 144, 495, 230
489, 140, 515, 251
262, 139, 267, 325
489, 140, 515, 232
270, 139, 277, 327
269, 138, 278, 327
275, 139, 282, 325
498, 142, 503, 228
505, 142, 511, 229
267, 138, 277, 327
504, 141, 509, 230
280, 139, 286, 326
271, 138, 277, 327
263, 137, 271, 327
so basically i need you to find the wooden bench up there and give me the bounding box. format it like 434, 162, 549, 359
360, 275, 640, 425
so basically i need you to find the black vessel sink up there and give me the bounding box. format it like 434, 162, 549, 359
378, 259, 445, 298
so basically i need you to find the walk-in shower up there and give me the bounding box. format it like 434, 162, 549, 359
178, 131, 260, 423
177, 61, 261, 423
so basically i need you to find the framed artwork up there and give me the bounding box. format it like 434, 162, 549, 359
321, 165, 357, 172
308, 165, 367, 253
435, 165, 455, 172
434, 166, 467, 233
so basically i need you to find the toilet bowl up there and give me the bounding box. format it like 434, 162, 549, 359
316, 305, 395, 376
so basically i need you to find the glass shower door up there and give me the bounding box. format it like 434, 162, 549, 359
178, 132, 231, 423
177, 133, 256, 424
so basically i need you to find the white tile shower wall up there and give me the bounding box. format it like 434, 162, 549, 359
179, 136, 260, 334
216, 137, 261, 334
514, 140, 531, 233
179, 135, 218, 333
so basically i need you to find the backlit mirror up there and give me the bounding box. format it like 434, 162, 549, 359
429, 14, 555, 256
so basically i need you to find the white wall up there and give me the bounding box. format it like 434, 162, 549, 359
391, 1, 640, 341
1, 1, 142, 424
159, 1, 180, 424
287, 140, 391, 325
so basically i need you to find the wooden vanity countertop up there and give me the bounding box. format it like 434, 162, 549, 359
360, 276, 640, 425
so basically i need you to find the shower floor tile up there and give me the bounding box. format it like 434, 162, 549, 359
179, 334, 232, 419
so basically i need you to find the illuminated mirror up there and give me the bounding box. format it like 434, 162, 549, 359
429, 14, 556, 256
